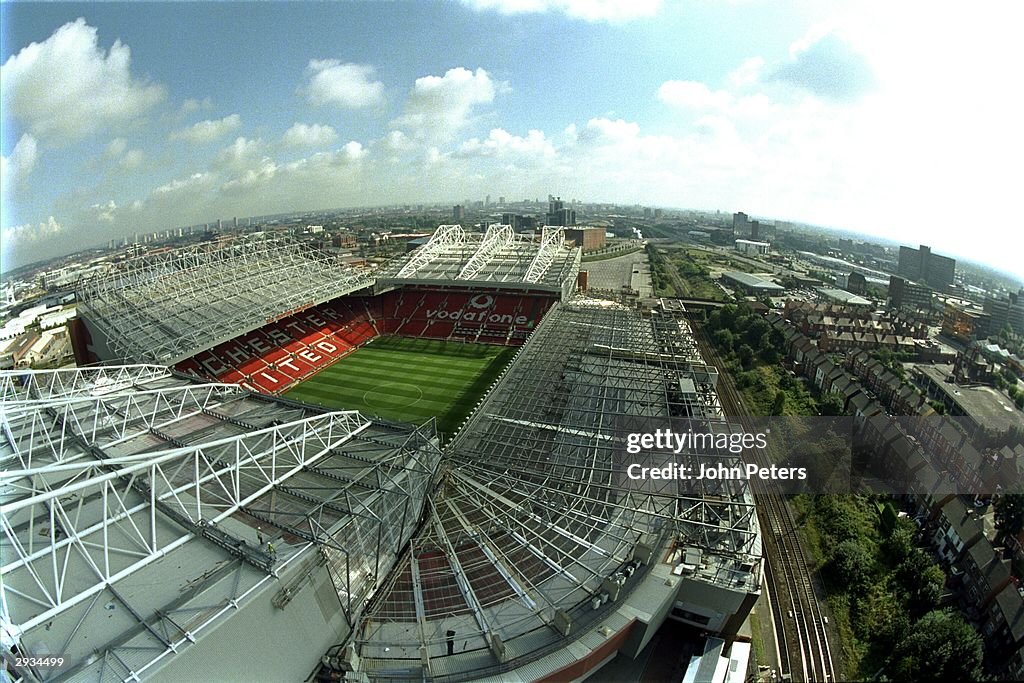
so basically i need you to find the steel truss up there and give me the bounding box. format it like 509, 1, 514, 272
456, 224, 514, 280
524, 226, 566, 284
75, 235, 373, 365
2, 409, 371, 632
1, 367, 444, 682
396, 225, 467, 278
352, 298, 761, 680
380, 225, 579, 290
1, 365, 171, 404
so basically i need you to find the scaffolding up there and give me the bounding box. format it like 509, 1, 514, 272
351, 298, 760, 681
75, 235, 373, 365
1, 367, 442, 682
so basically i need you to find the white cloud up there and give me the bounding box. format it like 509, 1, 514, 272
170, 114, 242, 144
304, 61, 384, 108
456, 128, 554, 157
216, 137, 266, 171
89, 200, 118, 222
153, 171, 215, 197
0, 19, 165, 141
460, 0, 661, 22
103, 137, 144, 170
2, 216, 63, 247
1, 134, 39, 193
282, 123, 339, 147
768, 30, 876, 100
657, 81, 733, 111
342, 141, 367, 161
394, 67, 506, 141
120, 149, 145, 170
105, 137, 128, 159
179, 97, 212, 116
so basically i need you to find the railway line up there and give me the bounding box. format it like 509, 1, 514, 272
688, 313, 839, 682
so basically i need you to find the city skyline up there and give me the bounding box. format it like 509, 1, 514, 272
2, 1, 1022, 276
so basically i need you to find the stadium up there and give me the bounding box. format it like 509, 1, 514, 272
2, 226, 761, 683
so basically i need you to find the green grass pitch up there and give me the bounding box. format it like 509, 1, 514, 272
283, 335, 517, 435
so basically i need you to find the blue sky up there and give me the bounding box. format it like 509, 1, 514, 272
2, 1, 1022, 278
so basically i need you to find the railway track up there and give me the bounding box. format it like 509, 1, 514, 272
688, 314, 838, 682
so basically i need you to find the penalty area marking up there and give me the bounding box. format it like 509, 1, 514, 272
362, 382, 424, 411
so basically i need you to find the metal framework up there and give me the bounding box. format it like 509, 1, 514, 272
523, 226, 565, 284
350, 299, 760, 681
456, 224, 514, 281
396, 225, 467, 278
380, 225, 579, 292
1, 367, 442, 682
75, 234, 373, 365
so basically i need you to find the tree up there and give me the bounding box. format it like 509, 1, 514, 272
829, 539, 874, 593
772, 391, 787, 416
887, 610, 984, 682
995, 493, 1024, 539
893, 549, 944, 617
713, 328, 734, 352
818, 393, 846, 416
737, 344, 755, 369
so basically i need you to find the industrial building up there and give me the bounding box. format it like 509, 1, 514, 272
720, 271, 785, 296
563, 227, 607, 253
734, 239, 770, 257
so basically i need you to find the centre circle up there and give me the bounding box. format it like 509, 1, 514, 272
363, 382, 424, 410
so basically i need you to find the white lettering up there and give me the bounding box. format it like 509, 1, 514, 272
298, 349, 322, 363
223, 345, 249, 364
266, 328, 290, 345
316, 341, 338, 353
246, 336, 270, 354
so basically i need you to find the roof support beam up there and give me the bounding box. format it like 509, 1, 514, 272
457, 224, 514, 280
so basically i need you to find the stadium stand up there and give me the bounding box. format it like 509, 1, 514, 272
174, 288, 557, 394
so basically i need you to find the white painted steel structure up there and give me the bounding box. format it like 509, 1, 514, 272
75, 235, 372, 366
1, 366, 442, 682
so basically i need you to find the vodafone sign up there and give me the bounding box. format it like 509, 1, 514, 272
426, 293, 528, 325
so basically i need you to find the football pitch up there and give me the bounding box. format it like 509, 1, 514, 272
284, 335, 517, 435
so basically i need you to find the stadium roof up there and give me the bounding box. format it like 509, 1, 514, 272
351, 299, 760, 680
375, 224, 580, 293
75, 235, 373, 366
1, 365, 442, 681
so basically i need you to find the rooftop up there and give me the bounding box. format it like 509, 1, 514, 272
720, 271, 784, 292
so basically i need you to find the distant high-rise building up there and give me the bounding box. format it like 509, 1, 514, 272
983, 289, 1024, 335
897, 244, 955, 291
216, 218, 223, 231
643, 207, 652, 219
546, 196, 575, 226
732, 212, 752, 238
888, 275, 933, 311
499, 196, 505, 205
485, 194, 491, 207
846, 272, 867, 295
654, 209, 663, 220
453, 205, 465, 221
233, 217, 238, 229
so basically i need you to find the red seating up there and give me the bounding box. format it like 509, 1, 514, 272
173, 288, 557, 397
